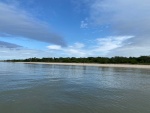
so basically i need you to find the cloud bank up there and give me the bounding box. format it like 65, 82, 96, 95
0, 2, 66, 46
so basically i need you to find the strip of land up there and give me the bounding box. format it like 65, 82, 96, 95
16, 62, 150, 69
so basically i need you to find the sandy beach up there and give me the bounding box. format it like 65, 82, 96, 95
16, 62, 150, 69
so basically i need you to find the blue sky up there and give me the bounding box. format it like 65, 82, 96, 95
0, 0, 150, 59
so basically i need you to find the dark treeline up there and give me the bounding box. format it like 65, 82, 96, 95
5, 56, 150, 64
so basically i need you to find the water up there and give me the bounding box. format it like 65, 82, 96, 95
0, 62, 150, 113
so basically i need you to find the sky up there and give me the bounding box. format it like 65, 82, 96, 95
0, 0, 150, 59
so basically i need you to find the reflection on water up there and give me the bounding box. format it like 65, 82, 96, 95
0, 62, 150, 113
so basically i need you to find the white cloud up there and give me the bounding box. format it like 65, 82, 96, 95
47, 45, 62, 50
0, 2, 66, 46
95, 36, 133, 51
73, 42, 85, 49
47, 36, 131, 57
47, 43, 86, 57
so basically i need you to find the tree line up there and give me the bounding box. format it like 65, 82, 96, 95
5, 56, 150, 64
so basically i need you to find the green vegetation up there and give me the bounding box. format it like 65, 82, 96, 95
5, 56, 150, 64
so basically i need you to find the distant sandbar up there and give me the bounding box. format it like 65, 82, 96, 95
16, 62, 150, 69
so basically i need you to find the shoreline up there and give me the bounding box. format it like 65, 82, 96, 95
15, 62, 150, 69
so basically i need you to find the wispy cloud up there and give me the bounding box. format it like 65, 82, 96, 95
0, 2, 66, 46
80, 20, 88, 29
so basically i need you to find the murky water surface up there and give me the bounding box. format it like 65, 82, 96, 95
0, 62, 150, 113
